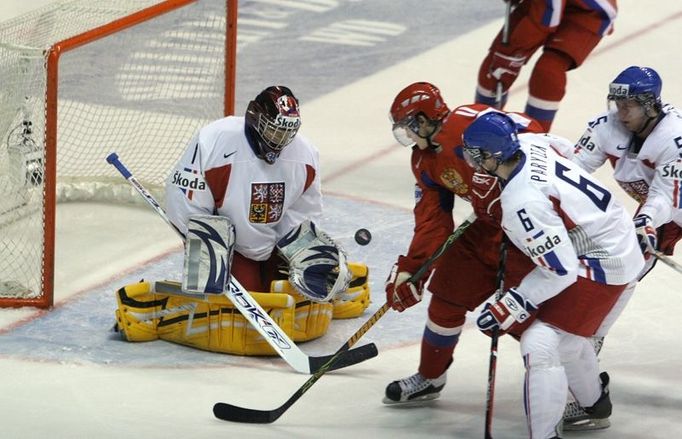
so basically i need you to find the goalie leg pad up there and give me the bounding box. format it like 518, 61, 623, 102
333, 262, 371, 319
115, 281, 297, 356
270, 280, 333, 342
157, 294, 296, 356
114, 281, 164, 342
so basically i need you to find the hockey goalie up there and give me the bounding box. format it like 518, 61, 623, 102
113, 86, 370, 355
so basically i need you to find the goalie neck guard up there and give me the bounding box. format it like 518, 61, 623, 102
277, 220, 351, 302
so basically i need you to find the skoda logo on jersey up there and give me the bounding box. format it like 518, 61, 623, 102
172, 169, 207, 196
609, 83, 630, 98
525, 234, 562, 257
662, 161, 682, 179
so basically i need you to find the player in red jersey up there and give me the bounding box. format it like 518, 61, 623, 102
475, 0, 617, 131
383, 82, 542, 404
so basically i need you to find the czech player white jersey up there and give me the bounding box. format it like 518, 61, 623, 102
501, 133, 645, 306
573, 104, 682, 228
165, 116, 322, 261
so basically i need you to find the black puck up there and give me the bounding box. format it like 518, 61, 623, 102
354, 228, 372, 246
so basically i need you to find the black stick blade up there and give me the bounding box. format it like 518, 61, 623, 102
213, 402, 283, 424
308, 342, 378, 373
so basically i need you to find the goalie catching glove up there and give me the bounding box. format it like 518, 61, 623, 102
277, 220, 351, 302
477, 288, 537, 333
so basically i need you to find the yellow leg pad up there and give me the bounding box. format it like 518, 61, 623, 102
332, 262, 371, 319
270, 280, 333, 342
157, 294, 296, 356
115, 281, 163, 342
115, 280, 297, 356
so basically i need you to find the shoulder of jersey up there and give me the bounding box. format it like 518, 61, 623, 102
278, 133, 318, 163
433, 106, 480, 148
200, 116, 246, 162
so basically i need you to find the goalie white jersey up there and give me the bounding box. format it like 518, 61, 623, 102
165, 116, 323, 261
501, 134, 645, 306
573, 104, 682, 228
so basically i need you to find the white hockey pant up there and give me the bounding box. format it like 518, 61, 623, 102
521, 320, 602, 439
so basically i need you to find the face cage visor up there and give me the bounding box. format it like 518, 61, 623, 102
462, 142, 488, 170
257, 113, 301, 153
390, 113, 421, 147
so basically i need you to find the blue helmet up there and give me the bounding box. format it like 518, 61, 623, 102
608, 66, 662, 112
462, 112, 520, 167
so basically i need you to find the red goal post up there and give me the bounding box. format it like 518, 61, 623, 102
0, 0, 238, 308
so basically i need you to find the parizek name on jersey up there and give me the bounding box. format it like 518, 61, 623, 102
525, 234, 562, 258
529, 143, 548, 182
172, 169, 207, 191
662, 161, 682, 179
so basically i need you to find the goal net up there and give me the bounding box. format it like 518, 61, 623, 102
0, 0, 237, 308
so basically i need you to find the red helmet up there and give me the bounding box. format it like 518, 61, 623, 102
389, 82, 449, 146
245, 86, 301, 164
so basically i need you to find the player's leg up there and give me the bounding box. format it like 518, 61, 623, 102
475, 0, 551, 108
526, 11, 604, 130
520, 320, 567, 439
383, 294, 465, 404
383, 221, 501, 404
561, 334, 612, 431
538, 277, 626, 432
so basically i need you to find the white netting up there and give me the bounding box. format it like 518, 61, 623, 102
0, 0, 229, 306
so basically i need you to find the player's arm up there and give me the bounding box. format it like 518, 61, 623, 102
165, 132, 217, 236
401, 180, 455, 272
503, 199, 579, 306
638, 157, 681, 228
476, 197, 580, 334
385, 174, 455, 312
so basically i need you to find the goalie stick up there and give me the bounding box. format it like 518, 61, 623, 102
105, 152, 377, 374
213, 215, 476, 424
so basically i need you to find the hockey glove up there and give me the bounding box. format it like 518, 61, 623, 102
385, 262, 424, 312
471, 172, 502, 224
634, 214, 657, 259
489, 52, 527, 82
477, 288, 537, 333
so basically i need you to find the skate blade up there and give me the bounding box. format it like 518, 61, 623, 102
382, 393, 441, 406
563, 417, 610, 431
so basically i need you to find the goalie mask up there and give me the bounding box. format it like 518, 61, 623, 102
276, 221, 351, 302
245, 85, 301, 164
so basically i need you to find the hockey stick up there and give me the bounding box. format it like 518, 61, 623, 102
484, 236, 508, 439
494, 0, 512, 109
105, 152, 377, 374
214, 302, 390, 424
411, 213, 477, 282
655, 250, 682, 274
213, 216, 477, 423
